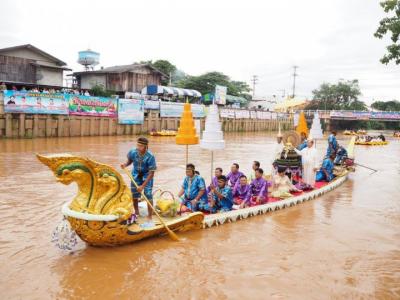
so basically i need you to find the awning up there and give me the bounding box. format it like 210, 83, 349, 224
142, 85, 201, 97
226, 94, 247, 104
274, 97, 308, 111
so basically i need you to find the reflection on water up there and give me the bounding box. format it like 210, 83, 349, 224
0, 133, 399, 299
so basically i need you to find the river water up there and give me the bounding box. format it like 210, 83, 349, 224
0, 132, 399, 299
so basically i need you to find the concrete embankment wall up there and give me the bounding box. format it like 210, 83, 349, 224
0, 94, 292, 138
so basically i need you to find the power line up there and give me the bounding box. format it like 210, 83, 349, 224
251, 75, 258, 98
292, 65, 298, 98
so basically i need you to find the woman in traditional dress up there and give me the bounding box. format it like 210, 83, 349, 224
271, 166, 301, 198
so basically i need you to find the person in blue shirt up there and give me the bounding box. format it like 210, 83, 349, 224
316, 154, 335, 182
209, 175, 233, 212
178, 164, 208, 212
326, 131, 338, 157
297, 132, 308, 150
121, 137, 157, 226
334, 146, 348, 165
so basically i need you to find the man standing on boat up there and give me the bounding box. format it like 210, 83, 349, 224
326, 131, 338, 157
121, 137, 157, 227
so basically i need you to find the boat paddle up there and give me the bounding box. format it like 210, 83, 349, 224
355, 163, 378, 174
122, 168, 179, 242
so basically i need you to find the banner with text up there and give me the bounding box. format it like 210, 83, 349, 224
160, 101, 205, 118
215, 85, 227, 105
220, 108, 235, 118
68, 94, 118, 117
330, 111, 400, 120
144, 100, 160, 110
3, 90, 68, 114
118, 98, 145, 124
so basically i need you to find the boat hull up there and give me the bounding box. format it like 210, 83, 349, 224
66, 212, 204, 246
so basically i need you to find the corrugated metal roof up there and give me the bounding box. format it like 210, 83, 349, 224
73, 63, 168, 78
0, 44, 67, 66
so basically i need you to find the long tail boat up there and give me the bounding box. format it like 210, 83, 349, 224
37, 137, 356, 247
355, 140, 388, 145
149, 130, 177, 136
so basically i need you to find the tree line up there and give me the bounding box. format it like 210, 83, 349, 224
140, 59, 252, 101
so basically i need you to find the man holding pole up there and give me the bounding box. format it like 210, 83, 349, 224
121, 137, 157, 227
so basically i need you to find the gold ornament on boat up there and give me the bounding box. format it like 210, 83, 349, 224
283, 130, 301, 147
37, 154, 133, 219
37, 154, 204, 246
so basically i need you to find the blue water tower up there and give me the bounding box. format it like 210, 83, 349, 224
78, 49, 100, 71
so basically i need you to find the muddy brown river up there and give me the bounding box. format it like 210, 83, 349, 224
0, 132, 399, 299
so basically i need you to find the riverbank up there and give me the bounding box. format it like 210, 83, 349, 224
0, 93, 292, 138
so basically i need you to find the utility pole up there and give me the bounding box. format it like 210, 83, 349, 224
251, 75, 258, 99
292, 66, 298, 98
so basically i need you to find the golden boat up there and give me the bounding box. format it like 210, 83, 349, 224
37, 138, 355, 247
150, 130, 177, 136
343, 130, 357, 136
355, 140, 388, 146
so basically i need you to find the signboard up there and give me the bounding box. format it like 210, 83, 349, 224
250, 111, 257, 119
242, 110, 250, 119
160, 101, 205, 118
215, 85, 227, 105
118, 98, 144, 124
3, 90, 68, 115
144, 100, 160, 110
330, 111, 400, 120
68, 95, 117, 117
371, 112, 400, 120
220, 108, 235, 119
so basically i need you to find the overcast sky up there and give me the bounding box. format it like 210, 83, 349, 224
0, 0, 399, 103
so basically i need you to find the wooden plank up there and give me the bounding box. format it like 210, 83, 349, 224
19, 114, 25, 137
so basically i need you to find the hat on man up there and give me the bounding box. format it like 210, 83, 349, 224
137, 137, 149, 146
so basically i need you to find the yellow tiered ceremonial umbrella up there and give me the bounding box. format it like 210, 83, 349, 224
176, 101, 199, 165
296, 111, 309, 136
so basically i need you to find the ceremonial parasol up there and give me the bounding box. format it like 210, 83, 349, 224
176, 99, 199, 165
200, 104, 225, 181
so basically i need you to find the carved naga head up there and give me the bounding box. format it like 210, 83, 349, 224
37, 154, 133, 219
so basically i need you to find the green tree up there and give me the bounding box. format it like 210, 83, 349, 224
152, 60, 177, 85
177, 71, 251, 98
90, 84, 114, 97
137, 59, 177, 85
374, 0, 400, 64
371, 100, 400, 111
306, 79, 366, 110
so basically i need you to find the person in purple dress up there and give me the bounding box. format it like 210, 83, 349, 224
232, 175, 251, 208
207, 167, 223, 193
226, 163, 244, 187
250, 168, 268, 205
